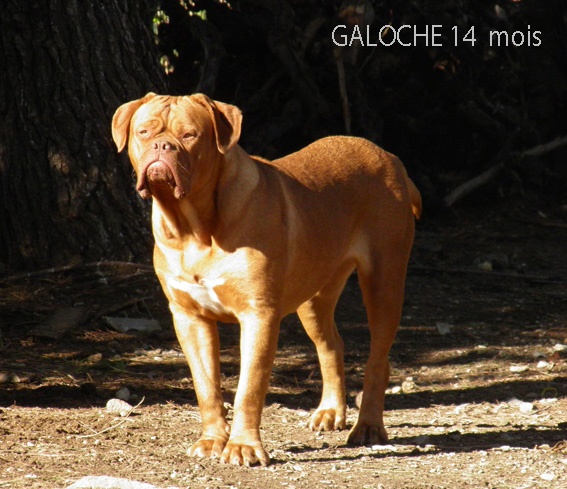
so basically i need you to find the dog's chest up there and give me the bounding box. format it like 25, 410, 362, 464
156, 240, 248, 317
167, 276, 229, 316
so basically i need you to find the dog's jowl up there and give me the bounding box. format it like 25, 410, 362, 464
112, 93, 421, 467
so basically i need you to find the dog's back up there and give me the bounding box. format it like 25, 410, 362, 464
270, 135, 421, 221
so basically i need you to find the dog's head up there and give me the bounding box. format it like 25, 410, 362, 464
112, 93, 242, 200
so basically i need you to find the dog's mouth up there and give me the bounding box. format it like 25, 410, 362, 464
137, 160, 187, 200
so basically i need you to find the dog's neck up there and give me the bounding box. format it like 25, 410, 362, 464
152, 198, 209, 242
217, 145, 261, 214
150, 145, 260, 247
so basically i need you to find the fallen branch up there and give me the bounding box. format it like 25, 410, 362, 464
519, 134, 567, 158
444, 162, 505, 207
410, 265, 565, 284
1, 261, 153, 283
443, 131, 567, 207
93, 296, 155, 321
516, 217, 567, 230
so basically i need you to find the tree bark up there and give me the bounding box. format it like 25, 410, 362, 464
0, 0, 167, 271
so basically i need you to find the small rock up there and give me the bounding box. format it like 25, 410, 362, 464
485, 253, 510, 270
86, 353, 103, 364
401, 378, 417, 393
413, 435, 430, 446
436, 322, 453, 336
540, 472, 556, 481
536, 360, 550, 369
3, 372, 24, 383
454, 403, 470, 415
390, 386, 402, 394
510, 365, 529, 373
115, 387, 131, 402
371, 444, 396, 451
449, 430, 462, 441
553, 343, 567, 352
508, 398, 534, 413
106, 398, 134, 417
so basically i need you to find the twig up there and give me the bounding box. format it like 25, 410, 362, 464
92, 296, 155, 320
551, 440, 567, 453
444, 162, 505, 207
444, 130, 524, 207
335, 55, 351, 135
360, 17, 393, 71
1, 261, 153, 283
516, 217, 567, 230
299, 16, 326, 56
444, 134, 567, 207
519, 134, 567, 158
410, 265, 565, 284
76, 397, 145, 439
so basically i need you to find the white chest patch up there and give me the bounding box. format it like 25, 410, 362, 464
168, 277, 231, 316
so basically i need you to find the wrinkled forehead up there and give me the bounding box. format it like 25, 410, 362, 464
132, 95, 211, 131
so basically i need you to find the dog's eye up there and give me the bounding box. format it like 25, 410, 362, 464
138, 129, 149, 138
182, 132, 196, 141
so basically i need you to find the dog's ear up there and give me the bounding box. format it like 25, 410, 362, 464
192, 94, 242, 154
111, 92, 157, 152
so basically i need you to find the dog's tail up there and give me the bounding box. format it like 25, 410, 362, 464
407, 176, 422, 220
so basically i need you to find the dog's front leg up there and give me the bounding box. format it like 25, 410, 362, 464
220, 313, 281, 467
170, 304, 230, 459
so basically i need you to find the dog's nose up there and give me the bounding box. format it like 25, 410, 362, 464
153, 140, 177, 152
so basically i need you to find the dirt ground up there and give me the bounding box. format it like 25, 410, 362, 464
1, 197, 566, 489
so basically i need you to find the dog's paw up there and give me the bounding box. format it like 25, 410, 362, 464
309, 408, 346, 432
347, 422, 389, 446
187, 436, 227, 459
220, 440, 270, 467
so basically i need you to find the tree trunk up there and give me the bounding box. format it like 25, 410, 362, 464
0, 0, 167, 271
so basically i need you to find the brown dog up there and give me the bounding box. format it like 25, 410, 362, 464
112, 93, 421, 467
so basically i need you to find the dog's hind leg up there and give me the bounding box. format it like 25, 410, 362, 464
297, 265, 353, 432
347, 242, 412, 445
